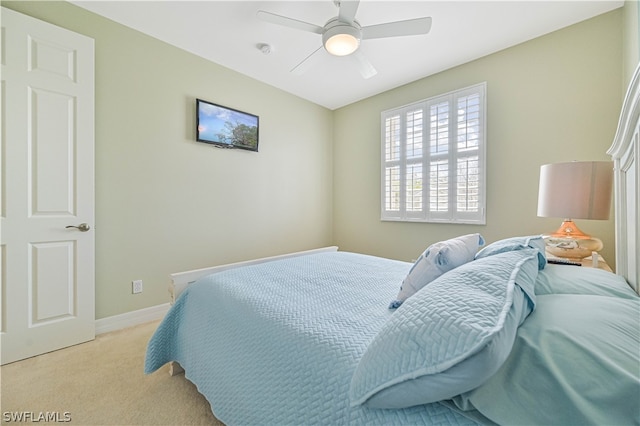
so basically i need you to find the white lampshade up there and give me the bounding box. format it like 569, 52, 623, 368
537, 161, 613, 220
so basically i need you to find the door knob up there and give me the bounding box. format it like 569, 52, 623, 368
65, 223, 91, 232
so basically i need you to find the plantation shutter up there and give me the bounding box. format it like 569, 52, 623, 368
381, 83, 486, 224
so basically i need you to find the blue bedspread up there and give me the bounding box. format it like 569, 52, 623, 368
145, 252, 477, 425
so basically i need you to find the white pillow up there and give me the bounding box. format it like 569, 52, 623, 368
389, 233, 484, 309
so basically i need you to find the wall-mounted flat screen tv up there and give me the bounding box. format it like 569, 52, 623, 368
196, 98, 259, 152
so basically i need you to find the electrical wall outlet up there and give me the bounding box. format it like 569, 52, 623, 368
132, 279, 143, 294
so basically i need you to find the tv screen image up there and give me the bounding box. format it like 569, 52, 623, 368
196, 99, 259, 151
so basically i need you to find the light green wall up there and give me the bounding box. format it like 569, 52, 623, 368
2, 1, 334, 319
333, 10, 623, 266
623, 0, 640, 86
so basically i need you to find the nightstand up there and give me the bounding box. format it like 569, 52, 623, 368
546, 249, 613, 272
579, 253, 613, 272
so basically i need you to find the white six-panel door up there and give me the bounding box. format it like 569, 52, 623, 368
1, 7, 95, 364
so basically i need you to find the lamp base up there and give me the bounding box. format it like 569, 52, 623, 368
543, 220, 603, 259
544, 236, 603, 260
546, 219, 591, 239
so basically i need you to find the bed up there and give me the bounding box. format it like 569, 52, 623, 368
145, 64, 640, 425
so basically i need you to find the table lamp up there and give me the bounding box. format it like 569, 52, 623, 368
537, 161, 613, 259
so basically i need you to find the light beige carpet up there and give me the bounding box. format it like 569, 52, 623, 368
0, 321, 223, 425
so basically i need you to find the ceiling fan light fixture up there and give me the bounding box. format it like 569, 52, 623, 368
323, 23, 361, 56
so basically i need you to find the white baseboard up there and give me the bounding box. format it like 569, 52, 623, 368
95, 303, 170, 335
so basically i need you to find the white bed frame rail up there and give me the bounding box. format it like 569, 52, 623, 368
169, 246, 339, 304
608, 63, 640, 294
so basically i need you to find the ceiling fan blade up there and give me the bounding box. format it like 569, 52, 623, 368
290, 46, 324, 75
338, 0, 360, 24
362, 17, 432, 40
256, 10, 324, 34
353, 50, 377, 79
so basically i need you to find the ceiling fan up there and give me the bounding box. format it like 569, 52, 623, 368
256, 0, 432, 79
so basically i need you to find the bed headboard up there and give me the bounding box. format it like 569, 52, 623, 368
608, 62, 640, 294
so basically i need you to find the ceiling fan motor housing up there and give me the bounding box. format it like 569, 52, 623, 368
322, 18, 362, 56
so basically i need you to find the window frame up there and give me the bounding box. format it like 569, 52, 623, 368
380, 82, 487, 224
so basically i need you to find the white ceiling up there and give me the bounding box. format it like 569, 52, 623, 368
71, 0, 623, 110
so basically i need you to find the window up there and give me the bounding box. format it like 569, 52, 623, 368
381, 83, 486, 224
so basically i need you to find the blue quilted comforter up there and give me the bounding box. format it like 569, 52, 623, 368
145, 252, 477, 425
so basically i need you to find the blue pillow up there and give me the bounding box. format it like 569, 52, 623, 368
350, 249, 539, 408
389, 233, 484, 309
450, 294, 640, 425
366, 286, 531, 408
475, 235, 547, 270
535, 264, 638, 298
